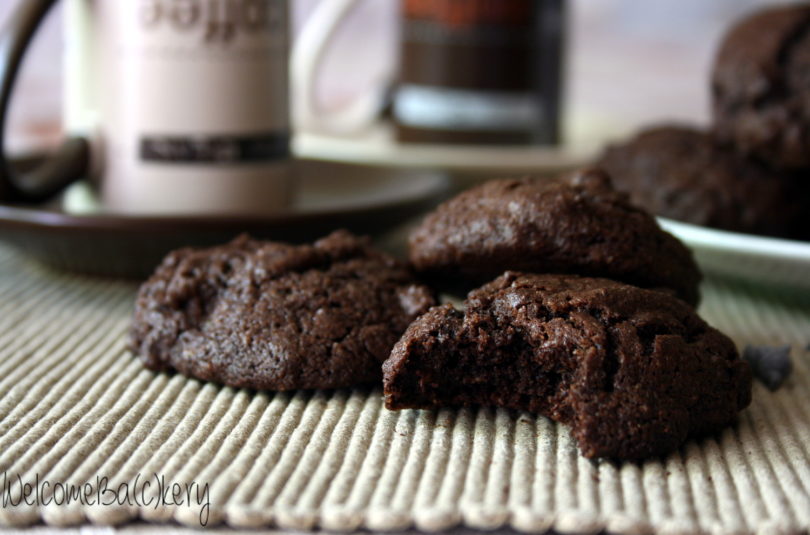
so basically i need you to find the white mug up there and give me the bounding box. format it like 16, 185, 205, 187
0, 0, 294, 215
0, 0, 380, 212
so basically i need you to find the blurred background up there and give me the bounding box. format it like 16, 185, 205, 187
1, 0, 803, 155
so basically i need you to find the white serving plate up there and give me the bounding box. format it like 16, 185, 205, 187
658, 217, 810, 290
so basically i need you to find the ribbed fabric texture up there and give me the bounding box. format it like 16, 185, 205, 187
0, 243, 809, 534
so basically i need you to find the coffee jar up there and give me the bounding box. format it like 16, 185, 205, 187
393, 0, 565, 145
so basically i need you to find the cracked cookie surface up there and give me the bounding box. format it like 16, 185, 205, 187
408, 169, 702, 306
383, 272, 751, 460
131, 230, 436, 391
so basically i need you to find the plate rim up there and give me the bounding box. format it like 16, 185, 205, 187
292, 128, 593, 173
0, 164, 450, 233
658, 217, 810, 262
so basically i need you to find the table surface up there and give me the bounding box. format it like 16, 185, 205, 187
0, 242, 809, 534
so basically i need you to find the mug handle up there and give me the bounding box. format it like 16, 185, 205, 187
291, 0, 390, 135
0, 0, 89, 203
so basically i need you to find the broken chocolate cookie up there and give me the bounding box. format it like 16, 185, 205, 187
383, 272, 751, 460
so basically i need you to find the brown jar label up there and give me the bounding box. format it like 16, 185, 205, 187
403, 0, 532, 28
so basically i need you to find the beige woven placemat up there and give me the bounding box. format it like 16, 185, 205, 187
0, 243, 809, 534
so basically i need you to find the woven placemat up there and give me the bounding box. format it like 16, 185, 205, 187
0, 243, 809, 534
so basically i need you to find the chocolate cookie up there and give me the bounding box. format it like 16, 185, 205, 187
597, 125, 810, 240
712, 4, 810, 168
409, 169, 701, 306
383, 272, 752, 460
131, 230, 436, 391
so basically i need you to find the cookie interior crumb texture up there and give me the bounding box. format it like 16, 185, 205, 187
408, 169, 702, 306
131, 230, 436, 391
383, 272, 752, 460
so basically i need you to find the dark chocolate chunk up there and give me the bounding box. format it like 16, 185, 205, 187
742, 344, 793, 391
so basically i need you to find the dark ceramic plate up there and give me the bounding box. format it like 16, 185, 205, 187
0, 159, 450, 278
